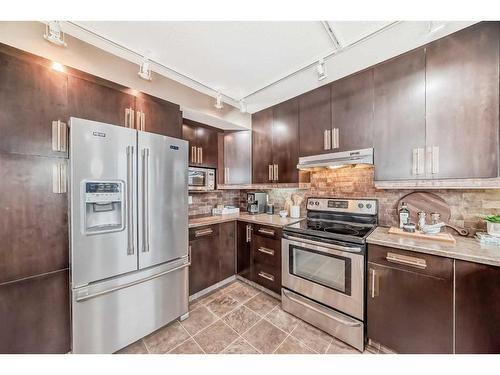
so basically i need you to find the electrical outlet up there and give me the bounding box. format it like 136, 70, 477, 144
188, 195, 193, 204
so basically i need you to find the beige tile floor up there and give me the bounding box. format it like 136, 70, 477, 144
117, 280, 380, 354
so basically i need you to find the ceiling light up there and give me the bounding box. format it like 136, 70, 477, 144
214, 93, 223, 109
317, 58, 327, 81
138, 58, 152, 81
239, 100, 247, 113
51, 61, 64, 73
44, 21, 67, 47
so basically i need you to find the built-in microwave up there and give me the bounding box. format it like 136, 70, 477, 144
188, 167, 216, 191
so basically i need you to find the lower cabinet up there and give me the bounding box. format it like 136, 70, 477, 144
455, 260, 500, 354
367, 244, 454, 353
188, 222, 236, 296
250, 224, 282, 294
237, 221, 252, 280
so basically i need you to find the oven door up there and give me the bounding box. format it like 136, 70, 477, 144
282, 234, 364, 320
188, 168, 208, 191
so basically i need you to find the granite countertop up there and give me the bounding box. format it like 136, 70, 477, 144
367, 226, 500, 267
188, 212, 303, 229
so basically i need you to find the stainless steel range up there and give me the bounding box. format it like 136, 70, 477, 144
281, 197, 377, 351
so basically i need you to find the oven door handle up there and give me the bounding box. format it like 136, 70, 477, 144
283, 233, 362, 253
282, 289, 362, 327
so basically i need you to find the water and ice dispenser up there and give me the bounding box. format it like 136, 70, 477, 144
84, 181, 125, 234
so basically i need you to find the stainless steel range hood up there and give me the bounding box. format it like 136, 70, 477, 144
297, 148, 373, 170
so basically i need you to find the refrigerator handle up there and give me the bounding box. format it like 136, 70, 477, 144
142, 148, 150, 252
126, 146, 135, 255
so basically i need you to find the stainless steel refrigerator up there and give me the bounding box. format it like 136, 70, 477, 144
69, 117, 189, 354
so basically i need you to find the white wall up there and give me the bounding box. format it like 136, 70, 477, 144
0, 21, 251, 130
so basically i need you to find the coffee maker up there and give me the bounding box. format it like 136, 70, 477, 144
247, 192, 268, 214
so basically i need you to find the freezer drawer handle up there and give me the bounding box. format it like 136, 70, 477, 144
257, 247, 275, 256
283, 289, 362, 327
75, 261, 190, 303
258, 271, 275, 282
126, 146, 135, 255
194, 228, 213, 237
258, 228, 275, 236
386, 252, 427, 269
142, 148, 150, 252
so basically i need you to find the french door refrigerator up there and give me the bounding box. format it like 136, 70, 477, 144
69, 117, 189, 354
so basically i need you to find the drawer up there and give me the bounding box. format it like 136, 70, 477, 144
368, 244, 453, 279
252, 234, 281, 267
252, 261, 281, 294
253, 224, 282, 240
189, 224, 219, 241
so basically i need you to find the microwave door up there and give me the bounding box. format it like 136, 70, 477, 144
189, 171, 206, 187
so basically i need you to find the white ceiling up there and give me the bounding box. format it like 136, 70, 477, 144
63, 21, 476, 114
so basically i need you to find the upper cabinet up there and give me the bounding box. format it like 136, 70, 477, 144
331, 69, 374, 153
373, 48, 426, 181
252, 108, 274, 183
182, 119, 219, 168
298, 85, 331, 157
134, 93, 182, 138
425, 22, 500, 179
223, 130, 252, 185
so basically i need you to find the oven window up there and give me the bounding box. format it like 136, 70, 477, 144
289, 245, 351, 295
189, 171, 206, 187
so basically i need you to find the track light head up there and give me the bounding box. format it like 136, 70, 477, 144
138, 58, 152, 81
214, 93, 223, 109
317, 58, 327, 81
239, 100, 247, 113
44, 21, 67, 47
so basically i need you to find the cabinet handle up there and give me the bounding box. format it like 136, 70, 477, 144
431, 146, 439, 174
225, 167, 229, 184
125, 108, 129, 127
324, 129, 329, 150
191, 146, 196, 163
386, 252, 427, 269
268, 164, 273, 181
129, 107, 135, 129
412, 148, 418, 175
52, 161, 67, 194
141, 111, 146, 131
197, 147, 202, 165
335, 128, 340, 149
258, 271, 275, 282
136, 110, 141, 130
274, 164, 278, 181
188, 245, 192, 264
257, 247, 275, 256
51, 120, 67, 152
246, 224, 252, 243
195, 228, 213, 237
369, 268, 379, 298
258, 228, 275, 236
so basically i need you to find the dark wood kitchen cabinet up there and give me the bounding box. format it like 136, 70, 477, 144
272, 98, 299, 183
0, 269, 70, 354
222, 130, 252, 185
425, 22, 500, 179
455, 260, 500, 354
252, 107, 274, 183
331, 69, 374, 152
182, 119, 219, 168
367, 245, 453, 353
0, 48, 68, 158
298, 85, 332, 157
67, 74, 135, 128
135, 93, 182, 138
250, 224, 282, 294
373, 48, 426, 181
219, 221, 236, 280
237, 221, 252, 280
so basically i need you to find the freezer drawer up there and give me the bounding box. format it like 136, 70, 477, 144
282, 288, 364, 352
72, 258, 189, 354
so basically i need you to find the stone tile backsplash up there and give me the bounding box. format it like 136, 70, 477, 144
188, 190, 241, 216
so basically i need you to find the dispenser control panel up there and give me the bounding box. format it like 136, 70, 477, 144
85, 182, 123, 203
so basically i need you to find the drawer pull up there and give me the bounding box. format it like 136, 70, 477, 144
194, 228, 213, 237
257, 247, 275, 256
258, 228, 275, 236
386, 252, 427, 269
258, 271, 275, 282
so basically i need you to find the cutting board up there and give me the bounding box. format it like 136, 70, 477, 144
397, 192, 451, 224
388, 227, 457, 244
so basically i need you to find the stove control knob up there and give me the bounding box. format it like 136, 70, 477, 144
366, 203, 372, 209
358, 203, 364, 209
315, 201, 319, 206
309, 201, 314, 206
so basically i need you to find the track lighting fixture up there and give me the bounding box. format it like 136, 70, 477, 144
44, 21, 67, 47
317, 58, 327, 81
428, 21, 446, 35
138, 58, 152, 81
239, 100, 247, 113
214, 93, 223, 109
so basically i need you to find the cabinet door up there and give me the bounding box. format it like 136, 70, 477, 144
67, 75, 135, 127
373, 49, 426, 181
272, 98, 299, 183
252, 108, 274, 183
298, 85, 332, 157
189, 226, 219, 295
237, 222, 252, 280
367, 246, 453, 353
455, 260, 500, 353
426, 22, 499, 179
332, 69, 374, 152
135, 94, 182, 138
196, 125, 219, 168
0, 269, 70, 353
0, 153, 68, 284
223, 131, 252, 184
218, 221, 236, 281
0, 51, 68, 157
182, 122, 198, 166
